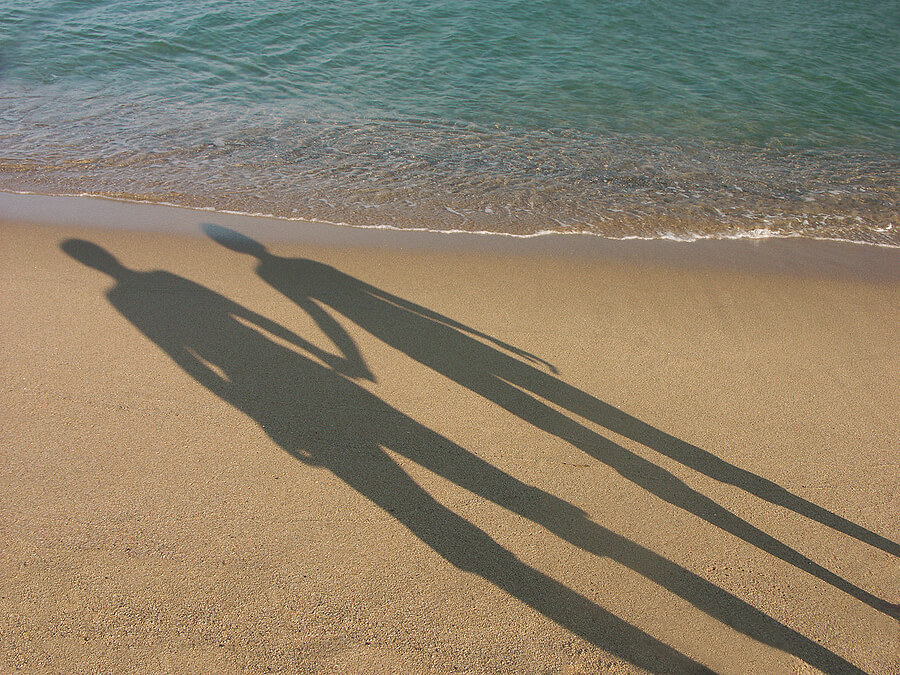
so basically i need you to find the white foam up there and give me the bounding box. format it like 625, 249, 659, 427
3, 189, 897, 249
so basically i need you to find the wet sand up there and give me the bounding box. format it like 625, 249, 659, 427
1, 194, 898, 673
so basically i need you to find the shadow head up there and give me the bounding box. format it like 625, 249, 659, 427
203, 224, 268, 259
61, 239, 128, 278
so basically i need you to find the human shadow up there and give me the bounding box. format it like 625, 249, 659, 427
63, 238, 869, 674
62, 238, 709, 673
203, 225, 898, 618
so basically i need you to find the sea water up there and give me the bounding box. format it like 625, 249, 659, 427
1, 0, 897, 244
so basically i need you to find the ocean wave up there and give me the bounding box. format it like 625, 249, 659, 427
4, 188, 897, 249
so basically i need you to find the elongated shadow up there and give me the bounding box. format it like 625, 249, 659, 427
62, 239, 715, 674
65, 238, 876, 673
203, 226, 897, 615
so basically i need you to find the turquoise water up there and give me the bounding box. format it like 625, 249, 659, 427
1, 0, 897, 243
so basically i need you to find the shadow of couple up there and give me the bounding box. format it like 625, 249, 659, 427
61, 226, 894, 674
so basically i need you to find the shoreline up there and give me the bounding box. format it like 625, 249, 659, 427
2, 191, 899, 282
2, 195, 898, 673
5, 189, 900, 250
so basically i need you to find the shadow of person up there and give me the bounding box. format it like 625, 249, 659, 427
203, 225, 897, 618
61, 238, 711, 673
62, 238, 868, 674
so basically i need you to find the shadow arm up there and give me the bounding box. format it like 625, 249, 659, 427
367, 286, 557, 373
291, 295, 374, 381
234, 303, 374, 381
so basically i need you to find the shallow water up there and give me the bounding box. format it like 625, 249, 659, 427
1, 0, 897, 244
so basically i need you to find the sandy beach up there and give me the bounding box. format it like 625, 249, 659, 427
1, 194, 897, 674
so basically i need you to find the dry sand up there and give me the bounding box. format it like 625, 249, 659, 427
1, 194, 898, 674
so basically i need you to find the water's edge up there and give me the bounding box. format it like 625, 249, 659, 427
4, 188, 898, 250
3, 191, 898, 282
